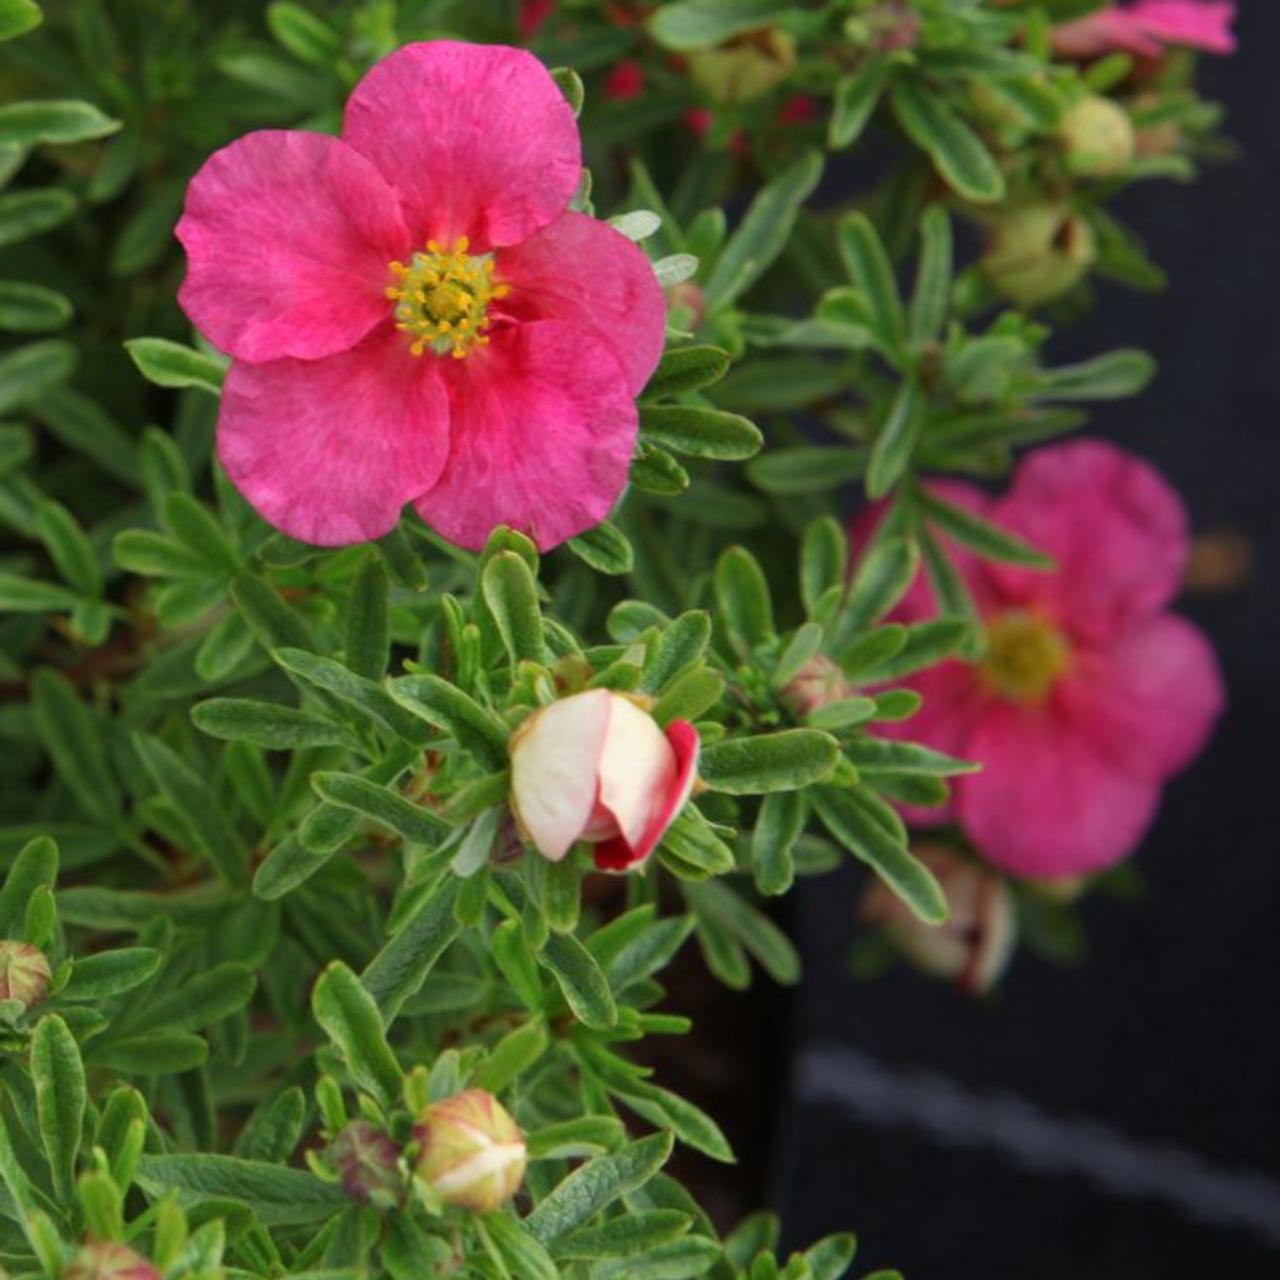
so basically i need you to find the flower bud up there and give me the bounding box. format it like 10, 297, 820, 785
510, 689, 699, 872
1058, 96, 1135, 176
981, 202, 1096, 307
0, 940, 51, 1010
860, 844, 1016, 994
687, 28, 796, 105
414, 1089, 527, 1212
781, 655, 855, 719
62, 1243, 161, 1280
330, 1120, 403, 1207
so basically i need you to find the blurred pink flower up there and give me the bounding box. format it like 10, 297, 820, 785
857, 440, 1225, 881
1053, 1, 1236, 59
519, 0, 555, 39
603, 59, 646, 100
176, 41, 664, 551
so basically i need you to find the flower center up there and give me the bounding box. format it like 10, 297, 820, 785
980, 611, 1069, 702
385, 237, 509, 359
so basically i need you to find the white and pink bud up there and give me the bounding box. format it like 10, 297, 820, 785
0, 940, 51, 1010
860, 844, 1016, 994
413, 1089, 527, 1213
62, 1243, 161, 1280
509, 689, 699, 872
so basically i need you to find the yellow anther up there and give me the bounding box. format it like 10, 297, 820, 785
386, 239, 507, 359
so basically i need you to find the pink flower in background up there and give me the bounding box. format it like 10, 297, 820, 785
1053, 1, 1236, 59
519, 0, 555, 39
509, 690, 699, 872
858, 440, 1225, 881
603, 59, 646, 101
176, 41, 665, 551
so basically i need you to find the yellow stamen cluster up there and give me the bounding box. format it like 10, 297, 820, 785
980, 611, 1070, 703
386, 237, 510, 359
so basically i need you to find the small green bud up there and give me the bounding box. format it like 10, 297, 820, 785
982, 202, 1097, 307
1058, 96, 1136, 177
413, 1089, 526, 1213
687, 28, 797, 105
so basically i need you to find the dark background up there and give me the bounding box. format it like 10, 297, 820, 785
771, 5, 1280, 1275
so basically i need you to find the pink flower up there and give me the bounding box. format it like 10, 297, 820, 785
1053, 1, 1236, 59
519, 0, 555, 39
509, 689, 699, 872
176, 42, 665, 551
857, 440, 1224, 881
603, 60, 646, 101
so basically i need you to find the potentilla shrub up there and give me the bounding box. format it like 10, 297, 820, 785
0, 0, 1231, 1273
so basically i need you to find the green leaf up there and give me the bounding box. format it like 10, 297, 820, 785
843, 536, 919, 632
686, 878, 800, 985
842, 737, 978, 777
704, 150, 824, 310
129, 962, 255, 1033
909, 206, 953, 345
237, 1087, 307, 1164
1032, 348, 1156, 401
0, 339, 75, 413
266, 1, 340, 64
112, 530, 208, 578
30, 669, 118, 825
87, 1033, 208, 1076
482, 551, 548, 663
526, 1132, 674, 1242
539, 933, 617, 1030
640, 406, 762, 460
550, 1211, 691, 1260
311, 772, 452, 847
644, 611, 711, 693
0, 99, 119, 146
643, 345, 731, 398
35, 499, 100, 596
866, 375, 922, 498
311, 962, 403, 1108
811, 787, 947, 924
526, 1116, 627, 1162
345, 551, 390, 680
649, 0, 787, 49
38, 387, 138, 485
361, 876, 460, 1022
473, 1017, 548, 1094
592, 1234, 722, 1279
0, 189, 75, 248
388, 674, 510, 771
0, 571, 77, 612
0, 837, 58, 934
631, 441, 690, 495
858, 617, 971, 681
714, 545, 774, 653
837, 212, 905, 355
700, 730, 839, 794
481, 1213, 558, 1280
163, 492, 240, 575
134, 733, 249, 886
230, 574, 312, 650
805, 1234, 859, 1280
891, 75, 1006, 203
136, 1154, 346, 1227
192, 699, 348, 751
124, 338, 226, 395
614, 1081, 734, 1163
0, 0, 42, 41
568, 521, 634, 576
0, 279, 71, 332
829, 56, 892, 149
660, 806, 736, 877
31, 1015, 85, 1202
919, 489, 1054, 569
747, 446, 868, 496
62, 948, 161, 1000
652, 667, 724, 726
752, 790, 806, 896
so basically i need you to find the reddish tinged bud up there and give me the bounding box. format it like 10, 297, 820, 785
518, 0, 555, 39
782, 655, 856, 719
779, 94, 818, 125
603, 60, 646, 101
683, 107, 712, 137
668, 281, 706, 330
414, 1089, 527, 1212
330, 1120, 404, 1207
860, 844, 1017, 994
0, 940, 51, 1010
62, 1243, 161, 1280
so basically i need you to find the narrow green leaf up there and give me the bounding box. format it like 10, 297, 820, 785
1032, 348, 1156, 401
568, 521, 634, 576
891, 75, 1006, 203
909, 206, 953, 345
61, 948, 161, 1000
640, 406, 762, 460
643, 345, 731, 398
311, 962, 403, 1108
361, 877, 460, 1022
0, 99, 119, 146
714, 545, 774, 653
866, 376, 922, 498
130, 962, 255, 1033
700, 730, 839, 794
230, 574, 312, 650
752, 790, 806, 896
345, 551, 390, 680
539, 933, 617, 1030
35, 498, 100, 596
311, 772, 451, 847
748, 446, 868, 496
125, 337, 226, 394
0, 189, 75, 248
388, 674, 510, 771
843, 536, 919, 632
192, 698, 348, 750
31, 1015, 84, 1201
0, 339, 75, 413
483, 551, 548, 663
0, 279, 71, 332
829, 56, 891, 149
649, 0, 787, 50
837, 212, 905, 354
920, 489, 1054, 569
30, 669, 118, 825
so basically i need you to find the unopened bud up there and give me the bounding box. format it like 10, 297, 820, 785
860, 844, 1016, 994
414, 1089, 527, 1212
982, 202, 1096, 307
330, 1120, 403, 1207
62, 1243, 161, 1280
0, 941, 51, 1010
1058, 96, 1135, 176
687, 28, 796, 105
781, 655, 856, 718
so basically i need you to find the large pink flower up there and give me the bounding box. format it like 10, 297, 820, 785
857, 441, 1224, 881
1053, 1, 1236, 59
176, 41, 665, 551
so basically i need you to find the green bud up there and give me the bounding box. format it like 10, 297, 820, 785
1058, 96, 1136, 177
687, 28, 797, 105
982, 202, 1096, 307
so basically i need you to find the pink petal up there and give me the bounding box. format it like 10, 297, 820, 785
1057, 614, 1224, 782
1052, 11, 1165, 58
596, 697, 677, 850
342, 41, 581, 252
593, 720, 699, 872
176, 131, 410, 364
1129, 1, 1236, 52
217, 327, 449, 546
494, 212, 666, 396
984, 440, 1190, 645
510, 690, 613, 862
413, 320, 637, 552
957, 701, 1162, 880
